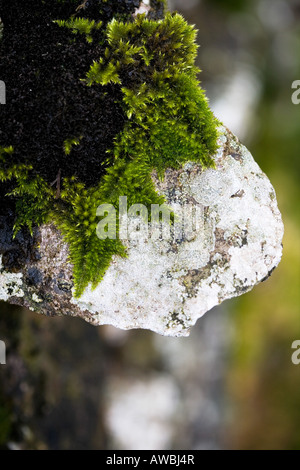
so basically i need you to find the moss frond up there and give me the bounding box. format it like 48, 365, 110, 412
63, 136, 82, 155
55, 17, 103, 42
85, 59, 121, 85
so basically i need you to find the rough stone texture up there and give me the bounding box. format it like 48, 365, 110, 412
0, 127, 284, 336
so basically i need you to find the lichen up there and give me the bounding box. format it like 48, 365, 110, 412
0, 1, 219, 297
31, 293, 43, 303
0, 255, 24, 301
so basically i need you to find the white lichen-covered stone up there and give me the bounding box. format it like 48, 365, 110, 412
71, 127, 284, 337
32, 293, 43, 303
0, 255, 24, 301
134, 2, 151, 17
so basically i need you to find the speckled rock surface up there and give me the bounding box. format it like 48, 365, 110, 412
0, 127, 284, 336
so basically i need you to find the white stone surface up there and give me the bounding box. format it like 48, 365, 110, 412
71, 127, 284, 337
0, 255, 24, 301
134, 1, 151, 16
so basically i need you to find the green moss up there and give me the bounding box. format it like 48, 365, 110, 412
63, 136, 83, 155
0, 11, 219, 298
54, 17, 103, 43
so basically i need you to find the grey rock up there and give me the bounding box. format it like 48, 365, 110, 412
0, 127, 284, 336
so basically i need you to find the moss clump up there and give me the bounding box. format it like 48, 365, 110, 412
0, 3, 219, 298
97, 13, 219, 172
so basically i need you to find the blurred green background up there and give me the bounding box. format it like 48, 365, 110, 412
0, 0, 299, 449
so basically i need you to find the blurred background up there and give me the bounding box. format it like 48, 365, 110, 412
0, 0, 299, 450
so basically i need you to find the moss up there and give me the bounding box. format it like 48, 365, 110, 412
0, 3, 219, 297
54, 17, 103, 43
63, 136, 83, 156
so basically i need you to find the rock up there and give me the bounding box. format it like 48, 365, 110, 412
0, 127, 284, 336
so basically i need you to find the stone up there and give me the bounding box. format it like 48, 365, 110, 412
0, 127, 284, 336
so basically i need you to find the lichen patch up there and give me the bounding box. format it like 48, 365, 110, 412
0, 255, 24, 301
